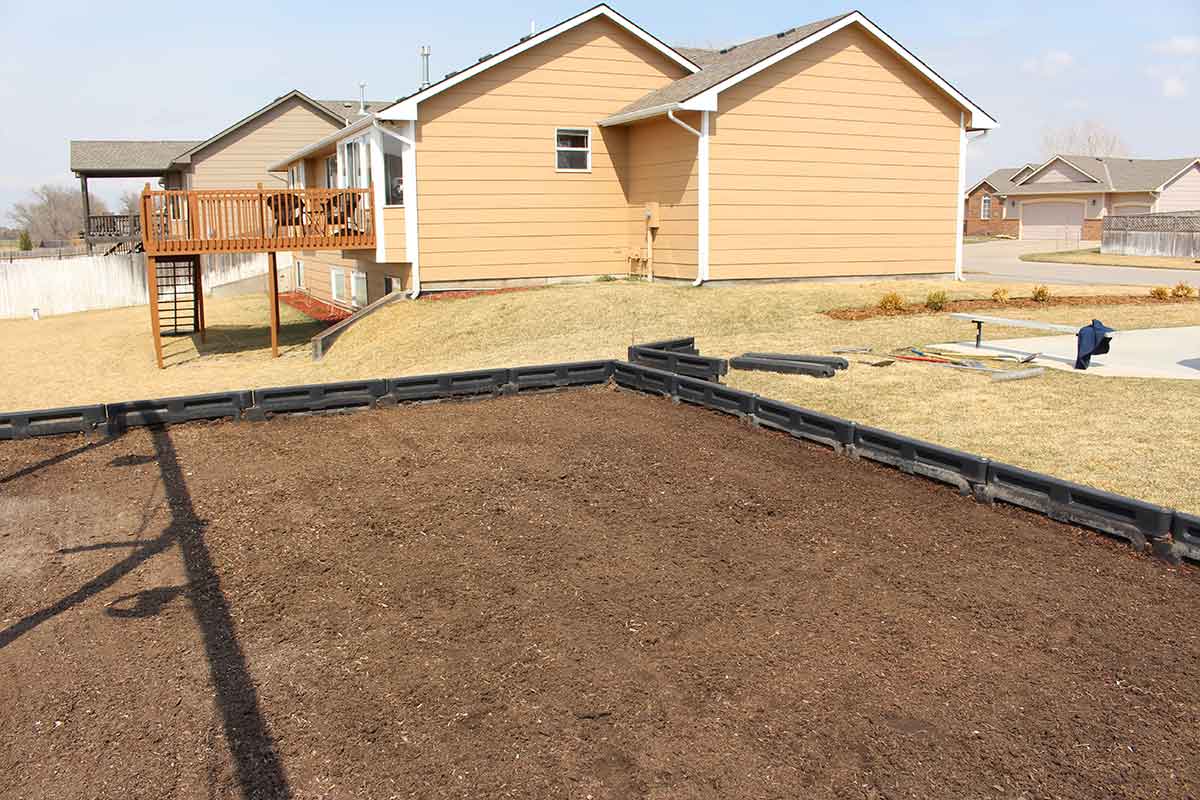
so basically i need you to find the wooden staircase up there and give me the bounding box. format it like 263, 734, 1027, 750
155, 256, 200, 336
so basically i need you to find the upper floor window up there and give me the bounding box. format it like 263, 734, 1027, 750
287, 161, 305, 189
339, 138, 370, 189
382, 132, 404, 206
324, 156, 337, 189
555, 128, 590, 172
981, 195, 991, 220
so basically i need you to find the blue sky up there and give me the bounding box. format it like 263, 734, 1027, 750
1, 0, 1197, 214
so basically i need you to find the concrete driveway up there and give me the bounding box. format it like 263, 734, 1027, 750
963, 239, 1200, 286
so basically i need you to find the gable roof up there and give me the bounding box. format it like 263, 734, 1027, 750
1013, 155, 1103, 187
378, 4, 701, 121
600, 11, 996, 129
965, 167, 1025, 197
1005, 155, 1200, 196
70, 140, 202, 175
171, 90, 384, 164
316, 99, 394, 123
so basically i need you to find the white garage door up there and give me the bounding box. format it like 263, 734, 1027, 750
1022, 202, 1084, 240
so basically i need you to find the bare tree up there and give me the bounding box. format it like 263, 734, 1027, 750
119, 189, 142, 217
1041, 121, 1129, 158
7, 185, 109, 243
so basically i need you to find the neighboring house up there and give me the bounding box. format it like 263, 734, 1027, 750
265, 5, 995, 310
964, 155, 1200, 241
69, 90, 388, 249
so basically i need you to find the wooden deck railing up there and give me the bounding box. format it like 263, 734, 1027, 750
87, 213, 140, 240
140, 185, 374, 256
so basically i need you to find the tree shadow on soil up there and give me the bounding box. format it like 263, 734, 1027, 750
0, 427, 291, 799
0, 436, 120, 486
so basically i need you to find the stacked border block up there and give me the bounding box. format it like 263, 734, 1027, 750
0, 352, 1194, 565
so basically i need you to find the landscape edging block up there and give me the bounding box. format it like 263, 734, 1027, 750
853, 424, 988, 491
729, 356, 835, 378
0, 404, 108, 440
628, 346, 728, 382
509, 360, 614, 391
252, 380, 388, 414
387, 369, 511, 401
638, 337, 698, 355
751, 397, 855, 449
106, 391, 253, 431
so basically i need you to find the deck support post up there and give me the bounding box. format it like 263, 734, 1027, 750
146, 255, 164, 369
268, 251, 280, 358
80, 175, 92, 255
194, 255, 206, 344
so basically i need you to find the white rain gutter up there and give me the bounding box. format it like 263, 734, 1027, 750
667, 109, 710, 286
373, 120, 421, 299
597, 102, 681, 128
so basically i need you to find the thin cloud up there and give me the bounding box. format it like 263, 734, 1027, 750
1021, 50, 1074, 77
1162, 76, 1188, 97
1152, 35, 1200, 56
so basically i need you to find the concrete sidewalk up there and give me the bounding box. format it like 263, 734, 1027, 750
936, 325, 1200, 380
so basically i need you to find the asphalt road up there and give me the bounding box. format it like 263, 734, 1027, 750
962, 240, 1200, 286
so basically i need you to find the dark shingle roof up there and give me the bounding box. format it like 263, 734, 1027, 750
614, 13, 853, 116
316, 99, 393, 123
1005, 156, 1200, 195
675, 47, 723, 66
70, 140, 201, 174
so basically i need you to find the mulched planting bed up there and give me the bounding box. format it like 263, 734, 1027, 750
826, 293, 1199, 321
1, 388, 1197, 799
279, 291, 351, 323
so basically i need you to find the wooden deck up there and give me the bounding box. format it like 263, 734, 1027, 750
140, 185, 374, 256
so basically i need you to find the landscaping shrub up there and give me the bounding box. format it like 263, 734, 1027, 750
17, 230, 32, 251
1150, 286, 1171, 300
1031, 285, 1051, 302
1171, 281, 1196, 299
878, 291, 905, 313
991, 288, 1009, 304
924, 290, 949, 311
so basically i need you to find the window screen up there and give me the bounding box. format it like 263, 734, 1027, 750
555, 128, 590, 171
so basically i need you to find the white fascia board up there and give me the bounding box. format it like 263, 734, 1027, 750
379, 4, 701, 123
682, 12, 997, 129
1014, 155, 1103, 187
268, 114, 376, 172
1154, 158, 1200, 192
598, 102, 680, 127
964, 178, 999, 198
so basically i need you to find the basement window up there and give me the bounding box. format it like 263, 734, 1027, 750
981, 195, 991, 220
331, 267, 347, 304
555, 128, 591, 172
351, 270, 368, 308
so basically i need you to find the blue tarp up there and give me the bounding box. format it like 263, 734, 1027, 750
1075, 319, 1114, 369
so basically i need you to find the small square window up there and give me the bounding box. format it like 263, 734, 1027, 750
555, 128, 590, 172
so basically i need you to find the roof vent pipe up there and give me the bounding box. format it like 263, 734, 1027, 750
358, 82, 367, 114
419, 46, 431, 90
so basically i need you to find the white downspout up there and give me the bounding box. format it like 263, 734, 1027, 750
373, 119, 421, 298
954, 112, 966, 281
667, 108, 710, 286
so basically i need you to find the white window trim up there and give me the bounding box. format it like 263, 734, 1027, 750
980, 195, 991, 220
555, 127, 591, 173
295, 260, 305, 289
330, 266, 347, 304
287, 161, 305, 189
323, 156, 337, 189
350, 269, 368, 308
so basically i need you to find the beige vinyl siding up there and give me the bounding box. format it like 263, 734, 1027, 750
1023, 159, 1097, 185
707, 24, 962, 279
415, 17, 689, 283
1106, 192, 1156, 215
382, 207, 407, 263
1157, 163, 1200, 213
187, 97, 341, 189
298, 250, 407, 308
624, 115, 699, 279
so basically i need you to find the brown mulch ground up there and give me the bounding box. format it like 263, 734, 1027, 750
0, 388, 1197, 799
826, 293, 1199, 321
278, 291, 351, 324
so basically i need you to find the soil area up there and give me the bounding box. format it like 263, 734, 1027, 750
826, 293, 1199, 321
278, 291, 351, 324
1, 388, 1197, 799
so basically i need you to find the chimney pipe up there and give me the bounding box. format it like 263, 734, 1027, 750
358, 82, 367, 114
419, 46, 431, 89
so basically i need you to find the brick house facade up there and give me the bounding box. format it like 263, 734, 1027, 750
963, 183, 1018, 237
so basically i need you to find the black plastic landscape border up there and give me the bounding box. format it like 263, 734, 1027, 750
0, 356, 1194, 564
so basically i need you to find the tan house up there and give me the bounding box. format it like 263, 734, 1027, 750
965, 155, 1200, 241
69, 90, 388, 251
264, 5, 996, 310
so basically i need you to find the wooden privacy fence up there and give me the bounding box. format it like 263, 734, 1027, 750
1102, 210, 1200, 258
141, 185, 374, 256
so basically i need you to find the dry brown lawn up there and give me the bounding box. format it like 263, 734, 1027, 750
1021, 247, 1200, 271
3, 278, 1199, 512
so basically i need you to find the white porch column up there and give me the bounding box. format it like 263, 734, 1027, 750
954, 111, 967, 281
402, 120, 421, 297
